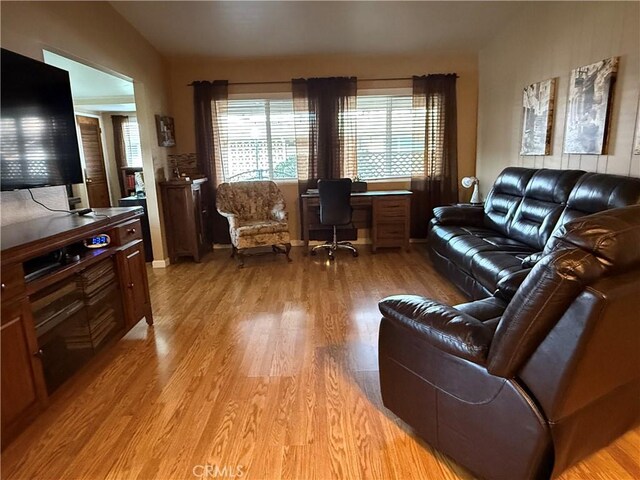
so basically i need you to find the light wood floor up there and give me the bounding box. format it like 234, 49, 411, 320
2, 246, 639, 480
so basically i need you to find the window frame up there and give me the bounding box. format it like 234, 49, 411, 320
121, 115, 143, 168
354, 87, 421, 182
224, 92, 299, 183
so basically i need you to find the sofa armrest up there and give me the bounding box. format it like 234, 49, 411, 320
379, 295, 494, 364
432, 205, 485, 227
494, 269, 532, 301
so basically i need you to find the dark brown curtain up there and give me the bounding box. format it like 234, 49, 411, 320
292, 77, 357, 241
192, 80, 230, 244
411, 74, 458, 238
111, 115, 128, 197
291, 77, 357, 193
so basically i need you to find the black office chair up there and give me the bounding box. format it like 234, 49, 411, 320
310, 178, 359, 260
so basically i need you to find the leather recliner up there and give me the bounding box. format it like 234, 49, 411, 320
379, 205, 640, 479
428, 167, 640, 299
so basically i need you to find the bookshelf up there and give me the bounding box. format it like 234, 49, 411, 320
120, 166, 142, 197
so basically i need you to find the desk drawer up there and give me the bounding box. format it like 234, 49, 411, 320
375, 198, 409, 220
113, 219, 143, 246
376, 223, 407, 240
1, 263, 26, 302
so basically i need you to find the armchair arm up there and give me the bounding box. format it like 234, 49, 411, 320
379, 295, 494, 364
216, 208, 238, 229
432, 205, 485, 227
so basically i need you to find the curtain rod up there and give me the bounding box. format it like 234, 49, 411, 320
188, 75, 458, 87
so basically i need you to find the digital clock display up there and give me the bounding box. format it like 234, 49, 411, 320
84, 234, 111, 249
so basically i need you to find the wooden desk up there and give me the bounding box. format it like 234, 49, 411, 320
301, 190, 412, 253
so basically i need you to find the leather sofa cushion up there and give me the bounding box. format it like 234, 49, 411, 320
469, 251, 531, 294
548, 173, 640, 242
429, 224, 498, 255
455, 296, 508, 332
494, 269, 532, 301
508, 169, 585, 250
483, 167, 535, 236
379, 295, 494, 364
445, 233, 534, 275
545, 205, 640, 271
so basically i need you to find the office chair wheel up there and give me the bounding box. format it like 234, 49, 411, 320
328, 252, 335, 261
352, 251, 359, 257
310, 249, 317, 256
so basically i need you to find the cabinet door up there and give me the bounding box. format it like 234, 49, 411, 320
1, 299, 46, 445
192, 184, 204, 255
117, 240, 153, 329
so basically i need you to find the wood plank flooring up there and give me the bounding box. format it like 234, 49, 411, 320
2, 246, 639, 479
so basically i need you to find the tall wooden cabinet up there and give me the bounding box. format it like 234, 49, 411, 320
160, 178, 211, 263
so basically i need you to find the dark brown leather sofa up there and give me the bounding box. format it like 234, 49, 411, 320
378, 169, 640, 479
428, 167, 640, 299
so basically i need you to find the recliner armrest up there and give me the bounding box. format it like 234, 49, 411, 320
379, 295, 493, 365
432, 205, 485, 227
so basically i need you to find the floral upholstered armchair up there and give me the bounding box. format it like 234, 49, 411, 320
216, 181, 292, 267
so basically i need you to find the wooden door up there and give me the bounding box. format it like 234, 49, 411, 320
1, 299, 46, 447
77, 116, 110, 208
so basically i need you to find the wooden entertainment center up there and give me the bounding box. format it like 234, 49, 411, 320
0, 207, 153, 447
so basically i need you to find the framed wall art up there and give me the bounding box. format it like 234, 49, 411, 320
634, 101, 640, 155
155, 115, 176, 147
563, 57, 618, 155
520, 78, 556, 155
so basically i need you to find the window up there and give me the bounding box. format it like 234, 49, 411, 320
122, 117, 142, 167
221, 99, 297, 181
355, 95, 426, 180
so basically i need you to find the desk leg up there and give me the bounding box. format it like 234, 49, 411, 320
302, 197, 310, 254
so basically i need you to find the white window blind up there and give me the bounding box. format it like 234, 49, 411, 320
222, 99, 297, 181
122, 117, 142, 167
355, 95, 426, 180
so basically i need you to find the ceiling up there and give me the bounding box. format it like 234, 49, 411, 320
43, 50, 136, 112
111, 1, 524, 58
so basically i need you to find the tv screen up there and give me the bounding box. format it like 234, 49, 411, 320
1, 48, 83, 191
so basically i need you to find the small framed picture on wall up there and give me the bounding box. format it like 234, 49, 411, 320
155, 115, 176, 147
520, 78, 556, 155
634, 105, 640, 155
563, 57, 618, 155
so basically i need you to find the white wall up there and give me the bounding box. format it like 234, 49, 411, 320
1, 1, 172, 263
476, 1, 640, 196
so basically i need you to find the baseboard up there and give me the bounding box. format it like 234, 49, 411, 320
152, 258, 170, 268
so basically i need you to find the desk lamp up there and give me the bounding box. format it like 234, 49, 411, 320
461, 176, 482, 204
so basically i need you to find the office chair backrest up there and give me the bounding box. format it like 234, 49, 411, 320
318, 178, 353, 226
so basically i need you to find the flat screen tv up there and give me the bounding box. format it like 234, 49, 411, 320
1, 48, 83, 191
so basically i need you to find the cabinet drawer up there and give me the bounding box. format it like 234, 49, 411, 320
1, 263, 25, 303
376, 223, 407, 240
112, 219, 142, 246
375, 198, 408, 220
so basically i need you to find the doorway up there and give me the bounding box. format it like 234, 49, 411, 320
76, 115, 110, 207
43, 50, 140, 208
